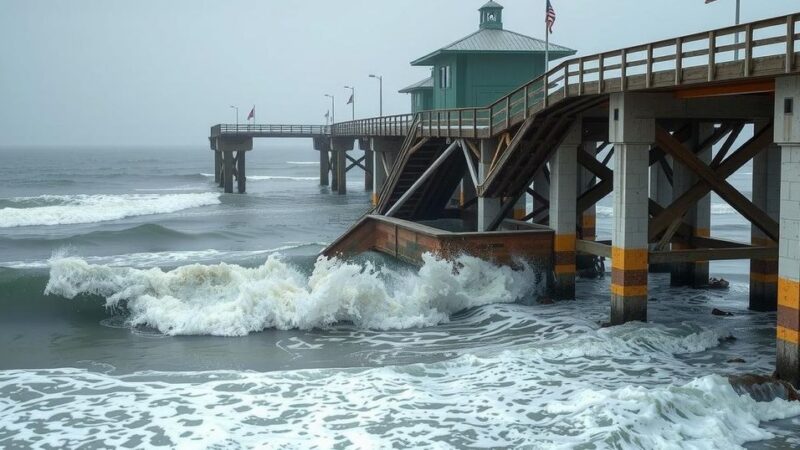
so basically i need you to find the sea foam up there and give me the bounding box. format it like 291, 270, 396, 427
44, 253, 536, 335
0, 193, 221, 228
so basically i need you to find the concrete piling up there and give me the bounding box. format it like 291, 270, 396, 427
236, 151, 246, 194
671, 122, 713, 287
750, 132, 780, 311
609, 93, 653, 324
775, 75, 800, 387
550, 119, 581, 299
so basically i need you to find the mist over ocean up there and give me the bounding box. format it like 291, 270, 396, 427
1, 144, 800, 449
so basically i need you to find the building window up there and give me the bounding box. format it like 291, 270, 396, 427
439, 66, 451, 89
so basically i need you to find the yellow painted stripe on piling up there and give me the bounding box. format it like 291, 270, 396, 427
554, 234, 576, 252
694, 228, 710, 238
611, 247, 648, 271
778, 326, 800, 345
555, 264, 576, 275
778, 277, 800, 310
611, 284, 648, 297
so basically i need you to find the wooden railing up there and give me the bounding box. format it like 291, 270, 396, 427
331, 114, 415, 137
212, 124, 331, 137
330, 12, 799, 139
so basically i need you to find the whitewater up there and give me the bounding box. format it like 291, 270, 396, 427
1, 145, 799, 449
0, 193, 220, 228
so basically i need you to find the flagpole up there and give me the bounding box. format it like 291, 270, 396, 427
734, 0, 741, 60
544, 1, 549, 73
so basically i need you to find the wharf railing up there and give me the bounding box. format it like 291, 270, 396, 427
331, 12, 798, 139
211, 124, 331, 137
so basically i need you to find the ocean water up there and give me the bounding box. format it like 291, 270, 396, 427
1, 144, 799, 449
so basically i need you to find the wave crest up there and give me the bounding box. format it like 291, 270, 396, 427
0, 193, 220, 228
44, 253, 536, 335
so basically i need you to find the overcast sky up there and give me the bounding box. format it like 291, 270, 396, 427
1, 0, 797, 147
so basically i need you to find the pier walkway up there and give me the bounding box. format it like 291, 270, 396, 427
208, 12, 800, 386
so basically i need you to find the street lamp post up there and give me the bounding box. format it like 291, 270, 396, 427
229, 105, 239, 128
324, 94, 335, 126
369, 74, 383, 117
344, 86, 355, 121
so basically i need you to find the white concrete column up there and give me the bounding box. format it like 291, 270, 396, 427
609, 93, 655, 325
478, 137, 501, 231
533, 167, 549, 223
550, 119, 582, 299
649, 156, 672, 208
671, 122, 714, 287
775, 75, 800, 387
331, 138, 354, 196
364, 150, 374, 192
750, 122, 781, 311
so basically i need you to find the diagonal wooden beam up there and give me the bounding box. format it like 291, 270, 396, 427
526, 187, 550, 207
658, 156, 674, 185
460, 139, 479, 188
578, 147, 613, 181
654, 125, 778, 241
710, 123, 745, 167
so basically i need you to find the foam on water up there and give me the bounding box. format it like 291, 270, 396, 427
200, 173, 318, 181
1, 244, 324, 269
0, 193, 221, 228
44, 253, 536, 335
1, 335, 798, 449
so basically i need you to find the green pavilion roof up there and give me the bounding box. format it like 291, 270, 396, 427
398, 77, 434, 93
411, 28, 575, 66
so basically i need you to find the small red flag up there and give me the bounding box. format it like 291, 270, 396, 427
247, 106, 255, 120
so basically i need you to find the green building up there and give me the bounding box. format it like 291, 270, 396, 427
400, 1, 576, 113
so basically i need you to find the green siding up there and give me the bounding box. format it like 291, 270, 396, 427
410, 90, 434, 113
428, 53, 546, 110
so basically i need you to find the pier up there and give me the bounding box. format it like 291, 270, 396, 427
210, 9, 800, 387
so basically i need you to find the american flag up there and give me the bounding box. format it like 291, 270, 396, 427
546, 0, 556, 34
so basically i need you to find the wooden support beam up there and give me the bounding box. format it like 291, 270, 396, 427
460, 139, 479, 189
649, 246, 777, 264
648, 124, 772, 241
526, 188, 549, 207
345, 155, 368, 173
577, 239, 612, 258
578, 178, 612, 215
691, 236, 757, 249
654, 125, 778, 241
710, 123, 745, 167
578, 147, 613, 181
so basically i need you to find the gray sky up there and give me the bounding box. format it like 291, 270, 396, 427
1, 0, 797, 147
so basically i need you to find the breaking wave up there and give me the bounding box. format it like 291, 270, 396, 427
44, 253, 536, 335
0, 193, 221, 228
